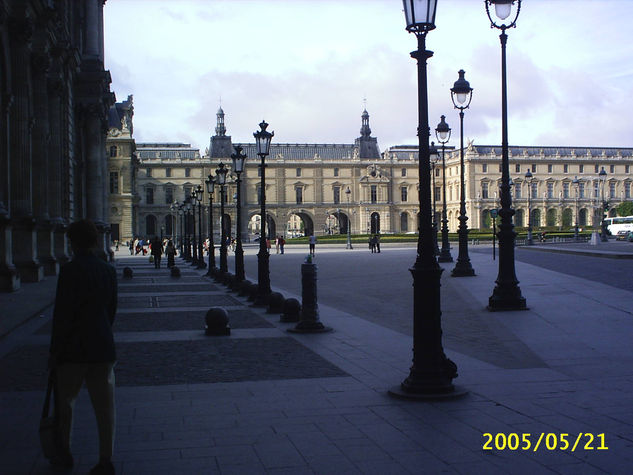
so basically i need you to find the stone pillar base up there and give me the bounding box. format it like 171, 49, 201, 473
13, 218, 43, 283
0, 216, 20, 291
37, 225, 59, 276
0, 265, 20, 292
53, 221, 70, 266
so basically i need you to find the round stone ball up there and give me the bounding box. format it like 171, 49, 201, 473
267, 292, 285, 314
281, 298, 301, 322
205, 307, 230, 335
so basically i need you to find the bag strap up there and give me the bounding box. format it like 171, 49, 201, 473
41, 371, 54, 419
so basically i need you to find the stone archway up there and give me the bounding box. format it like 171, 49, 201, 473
248, 213, 276, 240
287, 211, 314, 237
145, 215, 157, 236
371, 212, 380, 234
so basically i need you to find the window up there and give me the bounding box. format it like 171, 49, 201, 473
295, 186, 303, 204
482, 182, 489, 199
547, 182, 554, 199
401, 168, 407, 177
610, 165, 615, 173
370, 185, 377, 204
401, 187, 408, 202
400, 213, 408, 232
579, 164, 584, 173
609, 182, 616, 198
146, 168, 152, 177
482, 164, 488, 173
333, 186, 340, 204
109, 146, 117, 158
256, 185, 261, 205
435, 167, 440, 177
498, 164, 502, 173
625, 182, 631, 199
564, 164, 568, 173
109, 171, 119, 194
626, 165, 630, 174
594, 164, 600, 173
296, 168, 301, 177
515, 184, 522, 199
165, 186, 173, 204
594, 182, 599, 198
531, 182, 538, 199
563, 182, 570, 198
579, 182, 585, 198
548, 164, 553, 173
184, 187, 192, 199
257, 166, 262, 177
531, 164, 536, 173
434, 187, 441, 203
166, 168, 172, 178
334, 167, 339, 177
515, 164, 520, 173
146, 187, 154, 204
185, 168, 191, 178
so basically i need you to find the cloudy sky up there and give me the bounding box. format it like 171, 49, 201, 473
104, 0, 632, 153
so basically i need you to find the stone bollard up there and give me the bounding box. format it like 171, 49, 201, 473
267, 292, 285, 314
246, 282, 259, 302
122, 267, 133, 279
288, 262, 332, 333
280, 298, 301, 323
238, 280, 253, 297
170, 266, 181, 278
205, 307, 231, 336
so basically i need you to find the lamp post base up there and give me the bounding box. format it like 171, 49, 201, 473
451, 262, 475, 277
437, 250, 453, 263
487, 289, 528, 312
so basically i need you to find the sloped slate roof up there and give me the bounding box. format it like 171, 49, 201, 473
233, 143, 357, 160
136, 143, 200, 160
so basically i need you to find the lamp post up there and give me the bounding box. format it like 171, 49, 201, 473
572, 176, 580, 241
525, 170, 534, 245
189, 191, 199, 266
170, 201, 179, 248
177, 205, 184, 257
205, 173, 216, 275
389, 0, 461, 399
450, 69, 475, 277
430, 142, 440, 255
599, 167, 608, 241
486, 0, 527, 311
231, 145, 247, 282
195, 185, 206, 269
435, 115, 453, 262
215, 163, 229, 274
345, 186, 353, 249
183, 198, 191, 261
254, 121, 274, 305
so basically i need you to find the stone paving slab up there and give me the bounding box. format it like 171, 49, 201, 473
118, 293, 242, 309
0, 337, 348, 391
118, 283, 220, 293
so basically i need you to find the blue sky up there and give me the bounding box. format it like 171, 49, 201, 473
105, 0, 633, 152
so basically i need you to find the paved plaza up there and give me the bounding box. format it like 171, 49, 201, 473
0, 241, 632, 474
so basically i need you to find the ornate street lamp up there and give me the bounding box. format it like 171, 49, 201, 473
184, 197, 192, 261
389, 0, 462, 399
253, 120, 274, 305
189, 191, 199, 266
215, 163, 229, 274
435, 115, 453, 262
231, 145, 248, 282
345, 186, 353, 249
450, 69, 475, 277
194, 185, 206, 269
177, 204, 184, 257
572, 176, 580, 241
525, 170, 534, 245
205, 173, 216, 276
486, 0, 527, 311
430, 142, 440, 256
599, 167, 608, 241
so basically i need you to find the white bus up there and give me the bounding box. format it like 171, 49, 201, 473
605, 216, 633, 235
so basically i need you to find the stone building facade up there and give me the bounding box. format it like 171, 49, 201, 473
124, 108, 633, 244
1, 0, 113, 292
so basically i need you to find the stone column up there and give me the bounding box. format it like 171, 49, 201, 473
31, 46, 58, 276
9, 15, 42, 283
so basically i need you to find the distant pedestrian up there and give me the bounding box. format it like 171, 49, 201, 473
275, 236, 280, 254
280, 236, 285, 254
166, 240, 176, 268
309, 233, 317, 256
375, 233, 381, 253
48, 219, 117, 474
369, 235, 377, 253
151, 236, 163, 268
128, 240, 134, 255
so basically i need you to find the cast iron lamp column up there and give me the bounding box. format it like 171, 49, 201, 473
345, 186, 353, 249
190, 192, 199, 266
215, 163, 229, 274
254, 121, 274, 305
599, 167, 608, 241
231, 146, 247, 282
430, 142, 440, 255
195, 185, 206, 269
435, 116, 453, 262
205, 174, 216, 275
572, 176, 580, 241
177, 206, 184, 257
486, 0, 527, 311
450, 69, 475, 277
184, 198, 192, 261
389, 0, 462, 399
525, 170, 534, 245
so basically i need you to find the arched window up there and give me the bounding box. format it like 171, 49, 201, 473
515, 209, 524, 227
547, 208, 557, 227
146, 215, 157, 236
531, 209, 541, 227
109, 145, 117, 157
579, 208, 587, 226
370, 212, 380, 234
562, 209, 573, 227
400, 212, 408, 232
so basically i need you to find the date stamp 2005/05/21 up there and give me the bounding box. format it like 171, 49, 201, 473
483, 433, 609, 452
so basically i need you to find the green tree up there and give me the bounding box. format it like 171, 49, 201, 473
616, 201, 633, 216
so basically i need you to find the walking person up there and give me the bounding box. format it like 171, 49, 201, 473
275, 236, 280, 254
48, 219, 117, 474
279, 236, 285, 254
375, 233, 381, 253
308, 233, 317, 256
128, 240, 134, 255
151, 236, 163, 269
165, 240, 176, 268
369, 235, 377, 253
